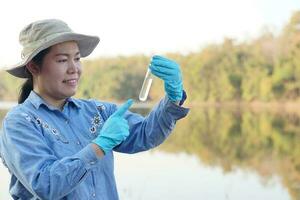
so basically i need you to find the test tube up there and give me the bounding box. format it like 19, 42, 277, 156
139, 68, 154, 101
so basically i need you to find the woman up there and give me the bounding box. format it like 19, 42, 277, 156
0, 19, 189, 200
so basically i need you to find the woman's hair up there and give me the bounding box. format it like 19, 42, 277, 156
18, 47, 51, 104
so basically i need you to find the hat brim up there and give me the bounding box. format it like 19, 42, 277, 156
6, 33, 100, 78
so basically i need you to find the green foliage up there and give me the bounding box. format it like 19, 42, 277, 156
0, 71, 23, 101
272, 82, 285, 98
1, 11, 300, 103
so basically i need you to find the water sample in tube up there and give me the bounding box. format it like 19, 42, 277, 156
139, 68, 154, 101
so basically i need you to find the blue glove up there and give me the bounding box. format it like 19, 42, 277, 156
92, 99, 133, 154
149, 55, 183, 102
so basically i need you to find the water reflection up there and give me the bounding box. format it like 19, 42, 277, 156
115, 151, 290, 200
157, 106, 300, 200
0, 106, 299, 199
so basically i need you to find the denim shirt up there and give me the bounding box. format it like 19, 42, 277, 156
0, 91, 189, 200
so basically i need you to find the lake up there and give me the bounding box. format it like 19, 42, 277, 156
0, 105, 299, 200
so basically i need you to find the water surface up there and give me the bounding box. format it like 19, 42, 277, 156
0, 105, 299, 200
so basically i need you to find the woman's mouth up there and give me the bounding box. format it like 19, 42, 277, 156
63, 79, 78, 86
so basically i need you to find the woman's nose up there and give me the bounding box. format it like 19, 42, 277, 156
68, 61, 79, 73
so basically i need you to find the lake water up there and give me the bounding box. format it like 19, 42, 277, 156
0, 105, 299, 200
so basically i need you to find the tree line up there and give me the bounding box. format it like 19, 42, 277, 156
0, 11, 299, 103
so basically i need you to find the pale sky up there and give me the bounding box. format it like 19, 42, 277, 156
0, 0, 299, 67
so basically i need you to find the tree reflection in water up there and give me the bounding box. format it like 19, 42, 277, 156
152, 105, 300, 200
1, 106, 299, 199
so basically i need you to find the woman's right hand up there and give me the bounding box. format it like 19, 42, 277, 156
92, 99, 133, 154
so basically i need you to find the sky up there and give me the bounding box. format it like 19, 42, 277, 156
0, 0, 299, 67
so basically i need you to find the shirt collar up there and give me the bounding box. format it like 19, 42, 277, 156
27, 91, 81, 110
65, 97, 81, 109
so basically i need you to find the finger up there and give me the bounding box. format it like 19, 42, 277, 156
113, 99, 134, 117
150, 67, 180, 82
114, 118, 129, 128
150, 64, 176, 76
152, 55, 176, 64
150, 69, 172, 80
152, 55, 178, 66
123, 129, 130, 137
151, 59, 178, 70
120, 118, 130, 128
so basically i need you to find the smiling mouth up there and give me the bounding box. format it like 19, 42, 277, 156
62, 79, 78, 85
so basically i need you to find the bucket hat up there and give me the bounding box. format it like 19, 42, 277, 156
6, 19, 100, 78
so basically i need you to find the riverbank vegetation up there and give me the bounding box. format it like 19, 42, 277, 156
0, 11, 299, 105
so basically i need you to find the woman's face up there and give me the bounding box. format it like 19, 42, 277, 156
35, 41, 82, 102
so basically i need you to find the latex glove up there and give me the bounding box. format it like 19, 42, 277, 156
92, 99, 133, 154
149, 55, 183, 102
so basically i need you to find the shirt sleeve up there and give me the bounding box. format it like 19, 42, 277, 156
0, 111, 101, 200
113, 94, 190, 153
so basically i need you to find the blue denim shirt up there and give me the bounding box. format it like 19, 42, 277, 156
0, 91, 189, 200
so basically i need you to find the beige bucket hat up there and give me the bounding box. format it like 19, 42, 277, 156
6, 19, 100, 78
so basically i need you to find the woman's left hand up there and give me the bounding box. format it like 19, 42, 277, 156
149, 55, 183, 102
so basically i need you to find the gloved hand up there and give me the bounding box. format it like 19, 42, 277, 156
149, 55, 183, 102
92, 99, 133, 154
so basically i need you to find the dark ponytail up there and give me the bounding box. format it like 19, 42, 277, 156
18, 47, 51, 104
18, 74, 33, 104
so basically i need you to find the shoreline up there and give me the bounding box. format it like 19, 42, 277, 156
184, 101, 300, 115
0, 101, 17, 110
1, 100, 300, 113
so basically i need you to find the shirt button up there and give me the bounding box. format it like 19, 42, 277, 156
65, 119, 69, 124
77, 141, 81, 145
90, 161, 96, 165
92, 193, 96, 197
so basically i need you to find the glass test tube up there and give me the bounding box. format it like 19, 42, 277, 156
139, 68, 154, 101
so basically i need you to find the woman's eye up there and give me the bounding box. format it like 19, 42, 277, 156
58, 59, 67, 63
75, 57, 81, 62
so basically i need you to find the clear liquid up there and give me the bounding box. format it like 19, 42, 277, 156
139, 68, 154, 101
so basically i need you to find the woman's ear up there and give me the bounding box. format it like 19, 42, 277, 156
26, 61, 40, 76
